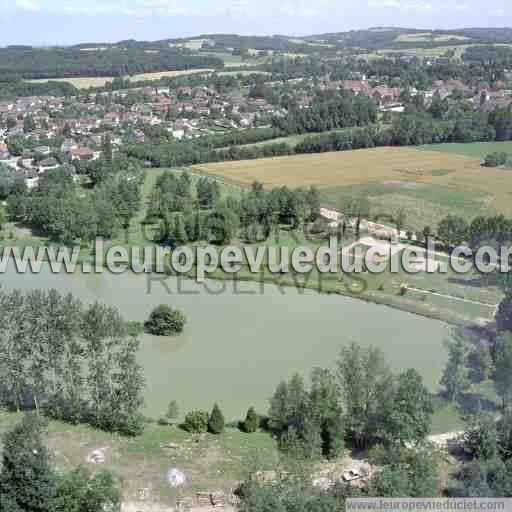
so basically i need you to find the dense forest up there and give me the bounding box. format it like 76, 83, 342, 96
0, 78, 78, 100
0, 47, 224, 79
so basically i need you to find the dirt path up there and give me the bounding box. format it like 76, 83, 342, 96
407, 286, 498, 309
428, 431, 465, 449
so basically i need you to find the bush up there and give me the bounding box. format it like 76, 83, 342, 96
144, 305, 186, 336
165, 400, 180, 424
242, 407, 259, 433
483, 152, 508, 167
184, 410, 209, 434
208, 403, 225, 434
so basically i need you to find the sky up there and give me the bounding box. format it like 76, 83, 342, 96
0, 0, 509, 46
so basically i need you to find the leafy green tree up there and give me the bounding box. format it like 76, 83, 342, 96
112, 335, 145, 436
460, 458, 512, 497
494, 332, 512, 411
464, 415, 498, 461
309, 368, 344, 459
496, 292, 512, 333
173, 213, 188, 244
0, 166, 15, 199
441, 335, 470, 402
437, 215, 469, 247
52, 467, 120, 512
368, 448, 441, 498
208, 403, 225, 434
337, 343, 392, 447
144, 305, 187, 336
166, 400, 180, 424
382, 369, 433, 445
483, 152, 508, 167
102, 134, 113, 165
243, 407, 259, 433
0, 414, 55, 512
184, 410, 209, 434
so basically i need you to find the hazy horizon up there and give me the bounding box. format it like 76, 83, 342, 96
0, 0, 508, 46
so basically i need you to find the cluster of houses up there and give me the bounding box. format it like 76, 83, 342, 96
0, 81, 288, 188
0, 65, 511, 190
325, 76, 512, 113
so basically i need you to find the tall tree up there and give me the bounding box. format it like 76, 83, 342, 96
0, 414, 55, 512
441, 334, 470, 403
382, 369, 433, 446
337, 343, 391, 447
495, 333, 512, 411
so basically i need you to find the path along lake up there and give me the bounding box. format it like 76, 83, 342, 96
1, 260, 451, 419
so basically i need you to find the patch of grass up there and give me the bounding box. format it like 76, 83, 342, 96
321, 181, 492, 231
0, 411, 278, 506
431, 169, 455, 177
418, 141, 512, 160
431, 399, 465, 435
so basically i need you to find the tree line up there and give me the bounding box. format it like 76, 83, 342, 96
8, 167, 141, 245
149, 172, 320, 245
125, 106, 512, 168
0, 78, 78, 100
269, 343, 433, 462
434, 213, 512, 250
0, 289, 145, 436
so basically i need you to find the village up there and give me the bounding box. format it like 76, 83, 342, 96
1, 57, 512, 190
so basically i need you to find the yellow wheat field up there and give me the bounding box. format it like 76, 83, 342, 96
194, 146, 512, 214
27, 68, 214, 89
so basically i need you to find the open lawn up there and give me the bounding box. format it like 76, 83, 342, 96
0, 411, 278, 508
194, 146, 512, 229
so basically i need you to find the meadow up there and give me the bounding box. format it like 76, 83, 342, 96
418, 141, 512, 159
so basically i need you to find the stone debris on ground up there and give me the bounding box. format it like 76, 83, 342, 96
86, 448, 106, 464
167, 468, 186, 488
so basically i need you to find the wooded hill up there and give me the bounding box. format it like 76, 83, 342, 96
0, 46, 223, 79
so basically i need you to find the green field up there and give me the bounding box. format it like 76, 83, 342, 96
198, 51, 269, 68
418, 141, 512, 159
321, 181, 494, 232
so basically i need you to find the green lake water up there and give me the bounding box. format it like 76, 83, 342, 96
0, 261, 451, 420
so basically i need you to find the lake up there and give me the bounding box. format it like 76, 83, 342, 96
0, 261, 451, 420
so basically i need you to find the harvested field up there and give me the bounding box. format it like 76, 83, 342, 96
194, 147, 512, 211
194, 146, 512, 229
395, 32, 470, 43
27, 69, 214, 89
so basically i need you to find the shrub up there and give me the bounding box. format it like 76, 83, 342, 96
165, 400, 180, 424
242, 407, 259, 433
483, 152, 508, 167
208, 403, 225, 434
184, 410, 209, 434
144, 305, 186, 336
